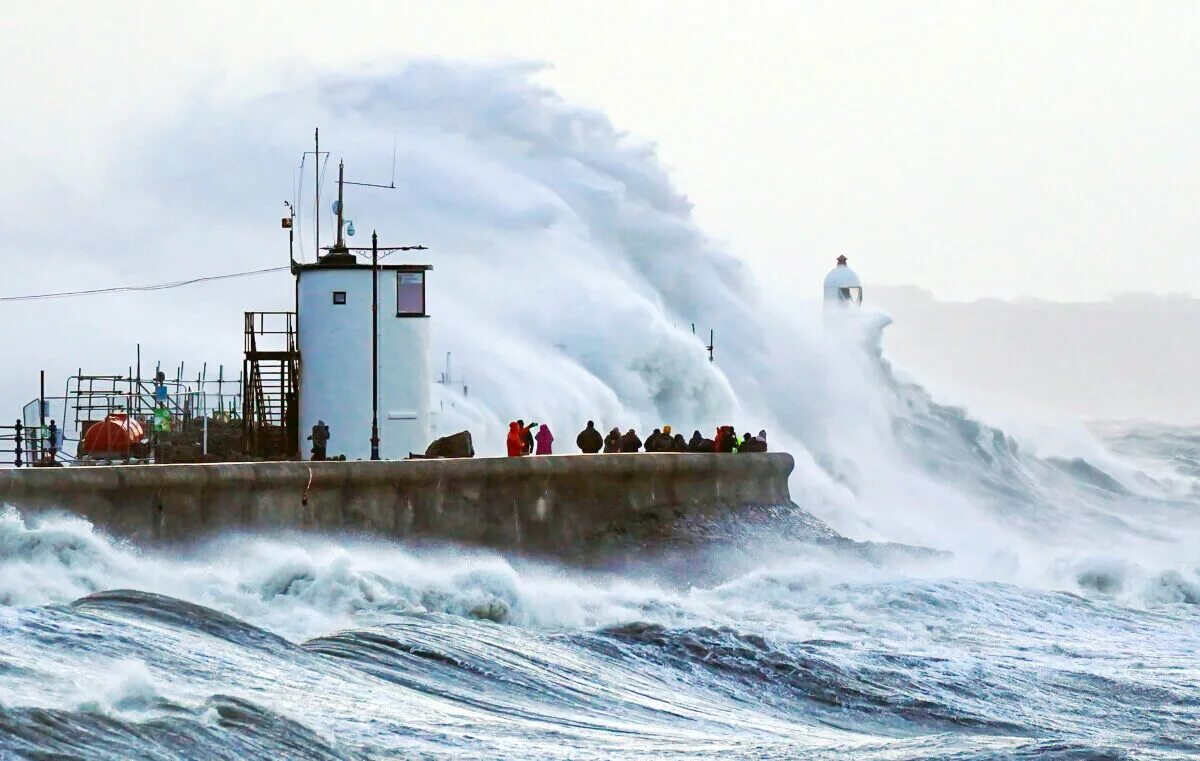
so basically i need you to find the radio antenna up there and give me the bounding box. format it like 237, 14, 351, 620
342, 135, 399, 190
302, 127, 330, 260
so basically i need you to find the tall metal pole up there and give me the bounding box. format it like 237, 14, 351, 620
284, 200, 295, 264
335, 160, 346, 249
39, 370, 46, 462
314, 128, 320, 259
370, 230, 380, 460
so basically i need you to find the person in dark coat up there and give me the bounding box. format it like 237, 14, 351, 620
517, 420, 537, 456
672, 433, 687, 452
620, 428, 642, 453
577, 420, 603, 454
308, 419, 330, 461
603, 427, 622, 453
688, 430, 707, 452
47, 420, 59, 462
644, 428, 663, 452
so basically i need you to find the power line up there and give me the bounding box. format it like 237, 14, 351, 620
0, 266, 290, 303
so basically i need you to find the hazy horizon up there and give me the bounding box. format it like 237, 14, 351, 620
873, 284, 1200, 424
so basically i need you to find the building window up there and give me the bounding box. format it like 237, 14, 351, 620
332, 291, 347, 305
396, 271, 425, 316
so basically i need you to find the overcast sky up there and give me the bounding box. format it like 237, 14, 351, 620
2, 0, 1197, 303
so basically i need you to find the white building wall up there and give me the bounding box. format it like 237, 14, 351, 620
297, 267, 430, 460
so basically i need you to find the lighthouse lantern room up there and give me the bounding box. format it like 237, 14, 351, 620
823, 255, 863, 308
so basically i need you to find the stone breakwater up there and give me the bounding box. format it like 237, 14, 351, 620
0, 453, 795, 561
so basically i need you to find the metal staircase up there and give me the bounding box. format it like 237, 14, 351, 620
243, 312, 299, 458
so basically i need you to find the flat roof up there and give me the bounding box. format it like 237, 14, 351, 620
294, 259, 432, 273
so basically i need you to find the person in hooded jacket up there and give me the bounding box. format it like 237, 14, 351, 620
506, 422, 523, 457
651, 425, 673, 452
620, 428, 642, 453
308, 420, 331, 461
577, 421, 603, 454
644, 428, 663, 452
535, 424, 554, 455
672, 433, 688, 452
744, 427, 763, 451
603, 427, 622, 453
688, 430, 707, 452
715, 426, 736, 453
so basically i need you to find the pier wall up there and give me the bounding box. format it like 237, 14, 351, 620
0, 454, 794, 559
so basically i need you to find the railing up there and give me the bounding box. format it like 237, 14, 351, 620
0, 420, 25, 467
244, 311, 297, 355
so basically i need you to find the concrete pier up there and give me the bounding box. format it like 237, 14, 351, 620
0, 454, 795, 560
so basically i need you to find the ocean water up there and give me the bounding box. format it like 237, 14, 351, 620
3, 62, 1199, 759
1, 411, 1197, 759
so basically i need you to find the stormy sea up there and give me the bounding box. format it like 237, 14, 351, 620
2, 63, 1199, 758
2, 408, 1197, 760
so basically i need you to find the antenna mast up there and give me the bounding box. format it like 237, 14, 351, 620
333, 160, 347, 252
314, 128, 320, 258
301, 128, 329, 261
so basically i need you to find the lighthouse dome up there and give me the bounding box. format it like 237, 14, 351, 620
823, 255, 862, 306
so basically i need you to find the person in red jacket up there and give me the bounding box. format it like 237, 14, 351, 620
506, 422, 523, 457
714, 426, 736, 453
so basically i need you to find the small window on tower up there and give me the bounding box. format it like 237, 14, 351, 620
332, 291, 347, 305
396, 271, 425, 316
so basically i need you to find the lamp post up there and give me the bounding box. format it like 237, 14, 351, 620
371, 230, 380, 461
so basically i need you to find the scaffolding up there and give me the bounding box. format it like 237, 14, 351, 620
6, 362, 244, 466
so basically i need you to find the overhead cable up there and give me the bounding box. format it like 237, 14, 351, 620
0, 266, 290, 303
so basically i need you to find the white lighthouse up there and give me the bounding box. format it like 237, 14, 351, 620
293, 154, 432, 461
296, 255, 431, 460
823, 255, 863, 309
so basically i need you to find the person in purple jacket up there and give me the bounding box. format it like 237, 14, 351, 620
535, 424, 555, 455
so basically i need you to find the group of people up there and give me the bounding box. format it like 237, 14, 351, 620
506, 420, 556, 456
507, 419, 767, 456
